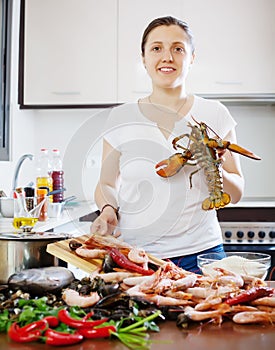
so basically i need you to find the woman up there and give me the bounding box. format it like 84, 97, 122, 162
90, 16, 244, 273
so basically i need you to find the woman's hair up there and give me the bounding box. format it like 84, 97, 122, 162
141, 16, 194, 56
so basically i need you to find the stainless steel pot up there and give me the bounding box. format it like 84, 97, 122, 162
0, 232, 71, 284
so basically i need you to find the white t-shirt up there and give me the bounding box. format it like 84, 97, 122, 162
103, 96, 236, 259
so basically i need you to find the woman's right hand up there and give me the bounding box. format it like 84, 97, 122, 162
90, 206, 120, 236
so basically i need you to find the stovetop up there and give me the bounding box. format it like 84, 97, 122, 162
220, 221, 275, 244
218, 199, 275, 244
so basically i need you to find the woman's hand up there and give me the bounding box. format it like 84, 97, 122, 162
90, 206, 120, 237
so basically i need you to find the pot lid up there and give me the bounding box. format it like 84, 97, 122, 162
0, 231, 72, 240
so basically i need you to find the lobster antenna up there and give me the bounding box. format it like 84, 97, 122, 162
191, 115, 221, 139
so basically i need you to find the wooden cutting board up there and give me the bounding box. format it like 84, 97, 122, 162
47, 234, 166, 274
46, 235, 103, 274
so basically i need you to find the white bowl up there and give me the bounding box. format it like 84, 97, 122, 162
197, 252, 271, 280
0, 197, 15, 218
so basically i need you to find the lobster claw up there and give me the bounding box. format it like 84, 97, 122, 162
155, 153, 188, 177
226, 143, 261, 160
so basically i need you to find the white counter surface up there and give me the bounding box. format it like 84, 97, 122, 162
0, 200, 97, 235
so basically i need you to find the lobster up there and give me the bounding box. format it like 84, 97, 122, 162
155, 117, 261, 210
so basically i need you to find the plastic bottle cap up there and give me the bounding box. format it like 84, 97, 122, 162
37, 188, 48, 196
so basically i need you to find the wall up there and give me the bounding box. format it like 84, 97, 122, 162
0, 0, 274, 203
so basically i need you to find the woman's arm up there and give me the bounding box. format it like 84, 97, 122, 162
90, 139, 121, 235
221, 128, 244, 204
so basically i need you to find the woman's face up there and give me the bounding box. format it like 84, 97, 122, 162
143, 25, 194, 89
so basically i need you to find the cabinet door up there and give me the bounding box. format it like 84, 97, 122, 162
117, 0, 184, 102
183, 0, 275, 95
21, 0, 117, 106
118, 0, 275, 100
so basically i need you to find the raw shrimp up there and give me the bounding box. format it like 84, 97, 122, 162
232, 311, 275, 324
171, 274, 197, 291
90, 271, 141, 283
184, 304, 230, 322
84, 233, 132, 250
251, 296, 275, 307
62, 288, 100, 307
194, 296, 223, 311
128, 247, 149, 269
75, 247, 107, 259
123, 274, 155, 286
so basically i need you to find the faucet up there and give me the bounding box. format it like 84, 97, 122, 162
12, 154, 34, 192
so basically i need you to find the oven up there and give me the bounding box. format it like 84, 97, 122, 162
217, 203, 275, 281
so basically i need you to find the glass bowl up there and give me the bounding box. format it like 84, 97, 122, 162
197, 252, 271, 280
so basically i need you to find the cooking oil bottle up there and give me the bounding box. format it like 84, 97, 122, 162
36, 148, 53, 201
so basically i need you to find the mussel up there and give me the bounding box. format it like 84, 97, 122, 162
69, 239, 82, 251
102, 254, 119, 273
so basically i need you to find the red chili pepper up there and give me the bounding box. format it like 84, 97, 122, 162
108, 248, 154, 275
77, 325, 116, 339
225, 287, 274, 306
58, 309, 108, 329
43, 315, 59, 328
8, 323, 41, 343
19, 319, 48, 334
44, 329, 83, 346
82, 310, 94, 321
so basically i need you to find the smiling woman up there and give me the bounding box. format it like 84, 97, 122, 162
0, 0, 11, 161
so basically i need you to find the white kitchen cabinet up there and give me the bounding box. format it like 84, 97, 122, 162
183, 0, 275, 96
21, 0, 117, 106
118, 0, 275, 100
20, 0, 275, 107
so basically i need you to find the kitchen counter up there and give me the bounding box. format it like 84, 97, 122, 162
1, 281, 275, 349
0, 200, 97, 235
0, 319, 275, 350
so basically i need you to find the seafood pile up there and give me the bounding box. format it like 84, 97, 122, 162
65, 234, 275, 326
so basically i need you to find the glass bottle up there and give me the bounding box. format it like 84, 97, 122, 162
37, 188, 48, 221
51, 149, 64, 203
36, 148, 53, 201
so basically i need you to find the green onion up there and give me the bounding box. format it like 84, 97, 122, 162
111, 310, 161, 350
119, 310, 161, 333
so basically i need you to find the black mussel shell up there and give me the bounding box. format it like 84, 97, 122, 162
102, 254, 119, 273
148, 262, 161, 271
87, 308, 112, 319
176, 312, 192, 328
94, 292, 130, 309
69, 240, 82, 251
160, 305, 186, 321
129, 295, 156, 309
90, 276, 120, 297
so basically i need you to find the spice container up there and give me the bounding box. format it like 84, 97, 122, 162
37, 188, 48, 221
24, 186, 36, 212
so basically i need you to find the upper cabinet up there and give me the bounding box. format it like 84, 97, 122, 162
183, 0, 275, 97
19, 0, 117, 107
19, 0, 275, 108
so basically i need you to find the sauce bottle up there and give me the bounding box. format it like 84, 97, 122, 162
36, 148, 53, 202
37, 188, 48, 221
51, 149, 64, 203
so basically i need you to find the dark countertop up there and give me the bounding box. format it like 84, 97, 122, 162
1, 320, 275, 350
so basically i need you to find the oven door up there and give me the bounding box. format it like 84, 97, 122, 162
224, 244, 275, 281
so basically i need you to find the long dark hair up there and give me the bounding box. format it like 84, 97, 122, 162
141, 16, 195, 56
